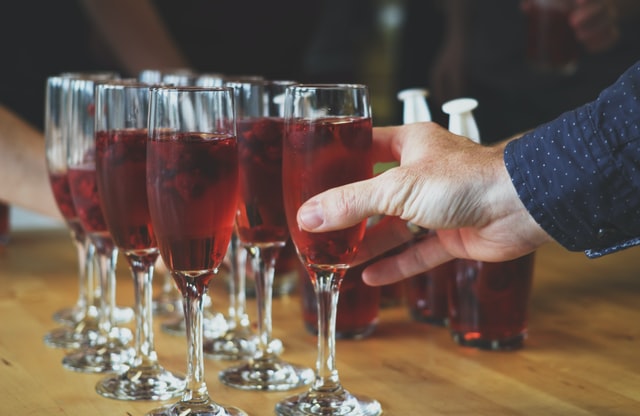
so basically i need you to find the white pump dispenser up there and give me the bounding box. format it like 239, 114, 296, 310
442, 98, 480, 143
397, 88, 431, 123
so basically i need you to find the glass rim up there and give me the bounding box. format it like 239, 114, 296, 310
224, 79, 298, 87
149, 85, 234, 93
94, 79, 155, 90
285, 83, 368, 90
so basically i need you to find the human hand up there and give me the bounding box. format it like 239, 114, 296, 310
295, 122, 552, 285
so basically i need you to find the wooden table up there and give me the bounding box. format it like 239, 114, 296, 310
2, 228, 640, 415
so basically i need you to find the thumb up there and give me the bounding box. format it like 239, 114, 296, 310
297, 174, 390, 232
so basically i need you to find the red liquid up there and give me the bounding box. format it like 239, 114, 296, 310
49, 172, 78, 221
299, 259, 380, 339
526, 3, 579, 72
68, 164, 109, 234
68, 164, 115, 253
49, 172, 86, 241
447, 253, 535, 350
405, 260, 452, 326
236, 117, 288, 244
283, 117, 373, 272
146, 132, 239, 286
95, 129, 155, 252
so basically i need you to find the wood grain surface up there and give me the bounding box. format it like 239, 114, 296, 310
2, 229, 640, 415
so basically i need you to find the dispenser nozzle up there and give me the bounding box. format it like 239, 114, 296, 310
397, 88, 431, 124
442, 97, 480, 143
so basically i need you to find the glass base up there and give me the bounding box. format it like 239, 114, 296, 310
152, 291, 183, 316
62, 340, 135, 374
304, 321, 377, 340
43, 321, 100, 349
52, 305, 92, 326
203, 326, 257, 361
219, 357, 314, 391
161, 311, 228, 338
53, 304, 134, 326
409, 312, 448, 327
204, 328, 284, 361
450, 330, 526, 351
96, 364, 185, 401
112, 305, 135, 325
275, 388, 382, 416
146, 398, 247, 416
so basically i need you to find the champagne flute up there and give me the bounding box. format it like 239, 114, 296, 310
62, 77, 134, 373
44, 72, 121, 341
145, 86, 246, 416
51, 71, 134, 328
219, 79, 313, 390
138, 68, 195, 319
201, 74, 267, 361
276, 84, 382, 415
203, 231, 257, 360
43, 75, 99, 349
94, 81, 185, 400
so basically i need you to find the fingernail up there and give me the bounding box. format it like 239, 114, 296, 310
298, 200, 324, 230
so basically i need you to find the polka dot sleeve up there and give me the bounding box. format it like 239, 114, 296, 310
504, 61, 640, 257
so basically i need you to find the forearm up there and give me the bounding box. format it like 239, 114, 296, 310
0, 106, 62, 220
79, 0, 189, 75
504, 61, 640, 255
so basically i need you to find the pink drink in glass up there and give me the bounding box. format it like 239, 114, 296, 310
405, 260, 452, 326
147, 132, 239, 290
448, 253, 535, 350
49, 173, 86, 240
68, 164, 114, 251
283, 116, 373, 274
236, 117, 288, 244
95, 129, 155, 251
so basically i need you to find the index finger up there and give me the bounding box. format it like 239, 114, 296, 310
372, 125, 403, 165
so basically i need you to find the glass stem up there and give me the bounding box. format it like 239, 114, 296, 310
71, 235, 89, 313
127, 250, 159, 367
228, 233, 249, 329
106, 248, 119, 331
93, 240, 118, 337
181, 275, 210, 404
82, 241, 96, 320
312, 270, 344, 392
161, 271, 174, 296
249, 244, 282, 358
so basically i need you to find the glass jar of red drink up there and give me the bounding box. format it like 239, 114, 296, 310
405, 260, 453, 326
298, 259, 380, 340
447, 252, 536, 350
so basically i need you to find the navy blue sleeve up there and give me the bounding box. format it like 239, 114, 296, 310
504, 61, 640, 257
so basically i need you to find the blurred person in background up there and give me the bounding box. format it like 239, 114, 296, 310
0, 1, 188, 219
420, 0, 640, 141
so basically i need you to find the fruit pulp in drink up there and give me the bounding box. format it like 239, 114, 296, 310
236, 117, 288, 244
96, 129, 155, 251
147, 133, 239, 288
283, 116, 372, 273
49, 172, 85, 239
